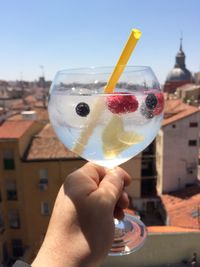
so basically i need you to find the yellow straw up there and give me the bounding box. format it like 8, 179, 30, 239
104, 28, 142, 93
72, 28, 142, 156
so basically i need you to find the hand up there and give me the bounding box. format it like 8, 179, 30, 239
31, 162, 131, 267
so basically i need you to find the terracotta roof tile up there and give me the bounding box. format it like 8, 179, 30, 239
148, 226, 199, 233
37, 123, 56, 137
26, 123, 79, 160
0, 120, 35, 139
163, 99, 199, 126
160, 186, 200, 230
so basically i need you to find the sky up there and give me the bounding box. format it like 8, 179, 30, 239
0, 0, 200, 84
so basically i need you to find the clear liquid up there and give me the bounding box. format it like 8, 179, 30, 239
48, 91, 163, 168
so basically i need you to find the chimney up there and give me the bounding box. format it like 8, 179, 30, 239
21, 110, 37, 120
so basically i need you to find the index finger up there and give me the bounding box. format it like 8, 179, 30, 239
97, 167, 131, 206
65, 162, 107, 198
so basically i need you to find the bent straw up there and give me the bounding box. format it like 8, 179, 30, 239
104, 29, 142, 93
72, 29, 142, 156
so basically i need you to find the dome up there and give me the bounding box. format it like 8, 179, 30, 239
164, 38, 193, 93
165, 38, 192, 83
166, 67, 192, 82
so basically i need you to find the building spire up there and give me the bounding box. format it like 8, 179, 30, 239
180, 36, 183, 52
179, 30, 183, 52
175, 34, 185, 68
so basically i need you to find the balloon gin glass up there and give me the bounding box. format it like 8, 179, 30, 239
48, 29, 164, 255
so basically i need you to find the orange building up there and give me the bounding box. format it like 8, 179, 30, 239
0, 120, 44, 265
0, 120, 87, 265
0, 118, 142, 265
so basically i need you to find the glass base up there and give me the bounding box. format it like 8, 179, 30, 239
109, 213, 147, 256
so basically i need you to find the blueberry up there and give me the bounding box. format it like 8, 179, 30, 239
75, 102, 90, 117
140, 103, 154, 119
145, 93, 157, 110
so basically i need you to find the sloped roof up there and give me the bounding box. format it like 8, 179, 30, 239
163, 99, 199, 126
160, 186, 200, 230
26, 124, 79, 160
0, 120, 34, 139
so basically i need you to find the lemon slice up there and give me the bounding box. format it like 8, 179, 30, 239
102, 115, 144, 158
118, 131, 144, 145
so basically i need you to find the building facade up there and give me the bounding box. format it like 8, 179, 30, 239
0, 119, 142, 265
0, 120, 44, 265
156, 99, 200, 194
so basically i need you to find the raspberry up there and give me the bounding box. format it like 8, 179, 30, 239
75, 102, 90, 117
153, 92, 164, 115
106, 92, 138, 114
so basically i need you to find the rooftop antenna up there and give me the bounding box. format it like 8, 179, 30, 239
20, 72, 23, 81
20, 72, 26, 105
39, 65, 46, 109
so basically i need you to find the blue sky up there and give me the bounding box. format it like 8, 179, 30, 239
0, 0, 199, 84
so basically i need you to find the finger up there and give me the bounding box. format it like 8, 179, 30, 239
114, 207, 124, 220
116, 191, 129, 209
109, 166, 132, 187
96, 167, 131, 207
65, 163, 107, 198
79, 162, 106, 185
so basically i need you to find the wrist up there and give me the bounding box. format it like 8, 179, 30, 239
31, 234, 101, 267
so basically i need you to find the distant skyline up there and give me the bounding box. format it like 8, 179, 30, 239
0, 0, 200, 84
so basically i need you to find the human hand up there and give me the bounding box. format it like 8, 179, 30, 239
31, 162, 131, 267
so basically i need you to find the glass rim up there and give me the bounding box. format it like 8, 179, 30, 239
55, 65, 153, 76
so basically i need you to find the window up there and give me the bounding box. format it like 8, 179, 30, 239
189, 122, 198, 127
2, 242, 9, 263
12, 239, 23, 257
41, 202, 50, 216
6, 180, 17, 200
0, 213, 5, 233
3, 150, 15, 170
39, 169, 48, 190
142, 160, 156, 176
142, 141, 155, 155
141, 178, 157, 197
39, 168, 48, 179
8, 211, 20, 229
188, 140, 197, 146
